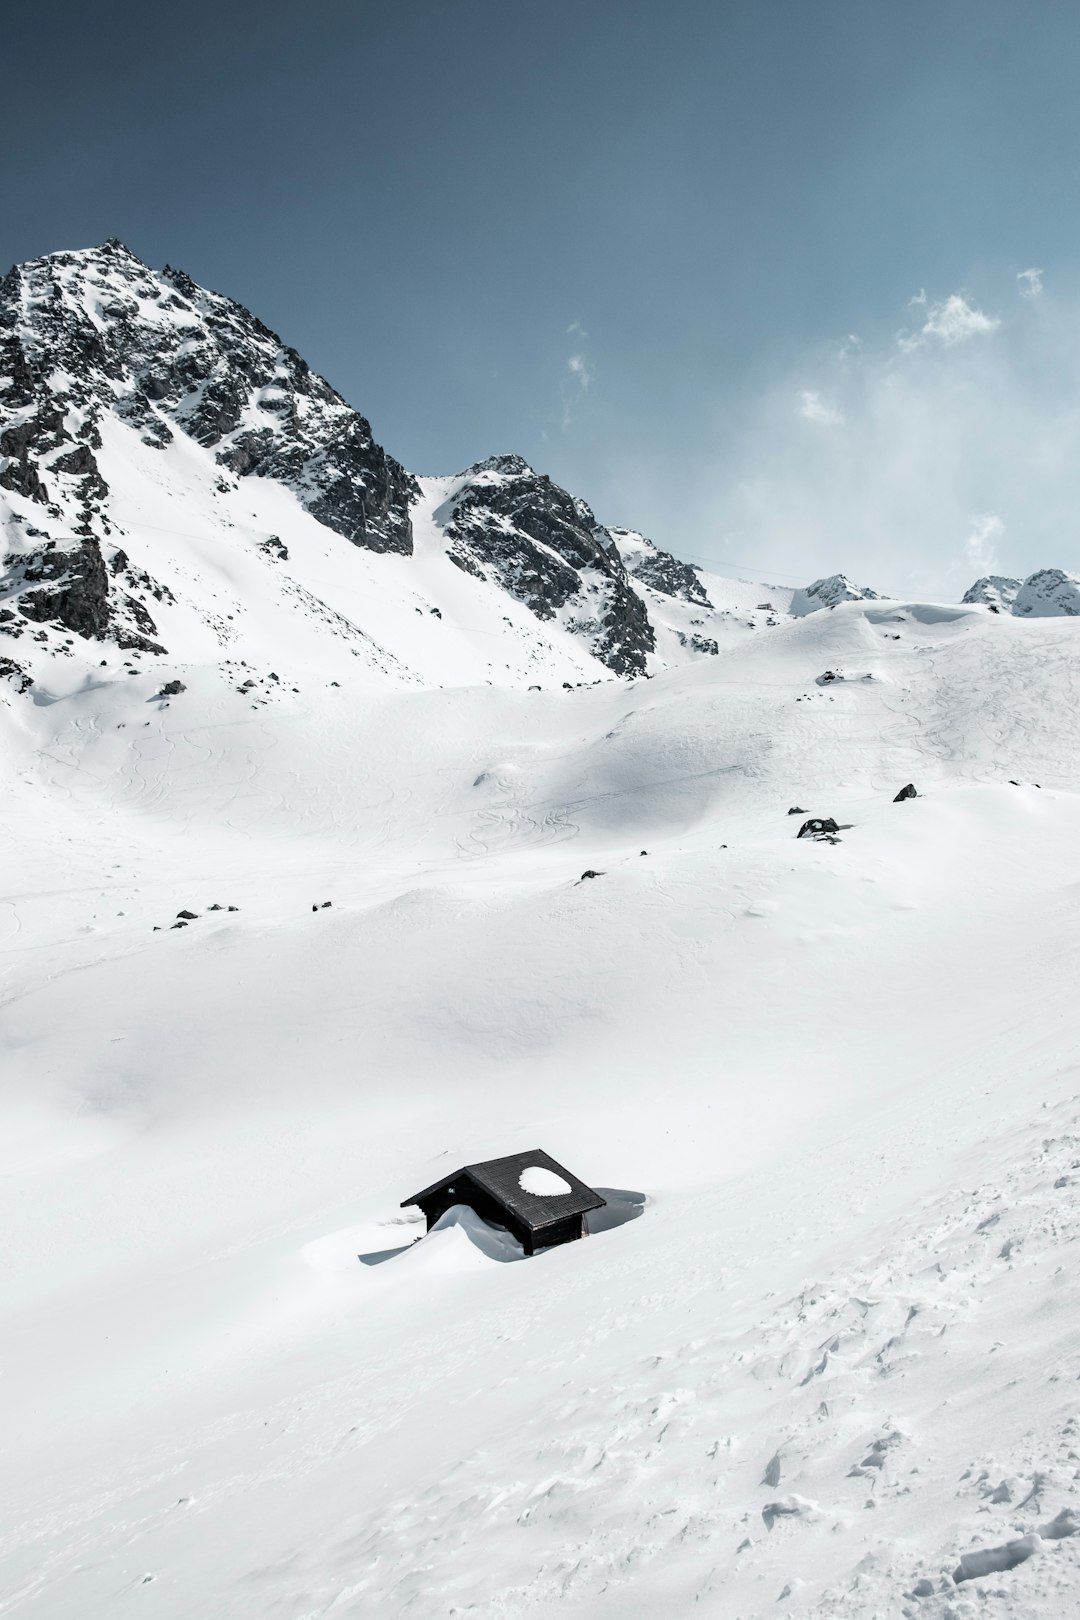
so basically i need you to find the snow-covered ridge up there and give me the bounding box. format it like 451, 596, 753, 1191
3, 240, 1080, 710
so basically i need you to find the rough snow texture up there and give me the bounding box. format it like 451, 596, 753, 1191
5, 591, 1080, 1618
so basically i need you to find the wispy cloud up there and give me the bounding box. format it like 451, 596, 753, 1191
566, 319, 588, 338
613, 273, 1080, 598
560, 348, 595, 428
963, 512, 1004, 574
798, 389, 843, 426
898, 291, 1000, 353
1017, 267, 1043, 300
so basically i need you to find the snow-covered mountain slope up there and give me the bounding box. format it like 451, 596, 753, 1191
1013, 567, 1080, 617
4, 595, 1080, 1618
0, 241, 796, 692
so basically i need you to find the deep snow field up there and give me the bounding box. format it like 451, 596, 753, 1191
3, 595, 1080, 1619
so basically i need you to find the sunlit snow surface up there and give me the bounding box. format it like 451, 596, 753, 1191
3, 597, 1080, 1617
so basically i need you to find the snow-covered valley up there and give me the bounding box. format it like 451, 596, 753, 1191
4, 244, 1080, 1619
5, 592, 1080, 1618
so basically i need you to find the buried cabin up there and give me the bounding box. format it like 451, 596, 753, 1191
401, 1149, 606, 1256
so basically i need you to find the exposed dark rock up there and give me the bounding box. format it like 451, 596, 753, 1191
0, 241, 416, 558
787, 806, 806, 815
609, 527, 711, 606
18, 538, 112, 638
579, 869, 604, 881
797, 817, 840, 840
893, 783, 918, 801
176, 909, 198, 920
0, 656, 31, 693
157, 679, 186, 697
439, 458, 654, 675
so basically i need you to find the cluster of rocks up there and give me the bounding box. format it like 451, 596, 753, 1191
156, 902, 240, 932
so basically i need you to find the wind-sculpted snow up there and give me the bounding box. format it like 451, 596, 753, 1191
3, 598, 1080, 1615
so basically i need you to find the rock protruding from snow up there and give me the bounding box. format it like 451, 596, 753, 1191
609, 528, 712, 607
0, 240, 416, 558
433, 456, 655, 675
1012, 568, 1080, 618
790, 574, 881, 616
962, 575, 1022, 613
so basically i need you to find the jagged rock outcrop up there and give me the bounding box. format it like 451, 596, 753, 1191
0, 239, 416, 557
790, 574, 880, 616
609, 528, 711, 606
962, 575, 1022, 613
2, 533, 167, 652
1012, 568, 1080, 618
436, 456, 655, 675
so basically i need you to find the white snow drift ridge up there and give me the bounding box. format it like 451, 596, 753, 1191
4, 242, 1080, 1620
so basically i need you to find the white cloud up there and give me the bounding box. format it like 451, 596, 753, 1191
798, 389, 843, 426
898, 292, 1000, 353
560, 350, 595, 429
566, 319, 588, 338
567, 352, 594, 389
591, 274, 1080, 598
963, 512, 1004, 574
1017, 267, 1043, 300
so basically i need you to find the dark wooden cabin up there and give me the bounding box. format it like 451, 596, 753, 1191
401, 1149, 606, 1256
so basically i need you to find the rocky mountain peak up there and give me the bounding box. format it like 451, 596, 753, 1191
790, 573, 880, 616
1, 240, 416, 555
962, 575, 1022, 613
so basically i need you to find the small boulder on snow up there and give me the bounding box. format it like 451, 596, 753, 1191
790, 574, 881, 616
1012, 568, 1080, 618
893, 783, 918, 802
797, 817, 839, 840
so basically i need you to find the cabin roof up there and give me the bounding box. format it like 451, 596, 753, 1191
401, 1148, 606, 1232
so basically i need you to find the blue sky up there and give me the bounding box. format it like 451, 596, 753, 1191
7, 0, 1080, 591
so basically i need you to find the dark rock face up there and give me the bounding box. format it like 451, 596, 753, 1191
609, 527, 711, 606
4, 536, 165, 653
439, 457, 655, 675
0, 240, 416, 558
893, 783, 918, 801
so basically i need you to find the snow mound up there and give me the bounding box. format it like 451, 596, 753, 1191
1012, 567, 1080, 617
409, 1203, 524, 1266
519, 1164, 572, 1196
790, 573, 881, 616
962, 574, 1022, 612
